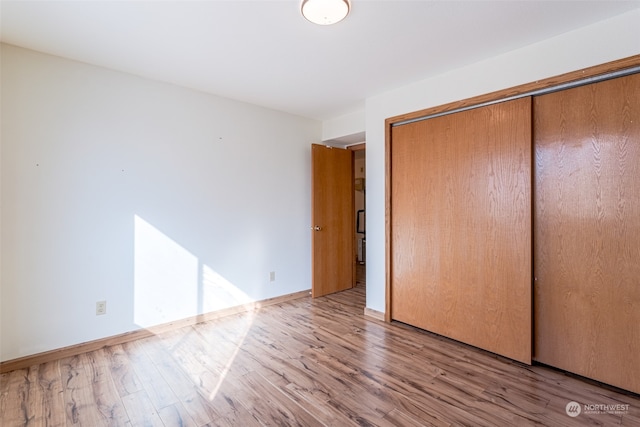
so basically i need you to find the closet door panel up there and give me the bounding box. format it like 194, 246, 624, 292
391, 97, 532, 364
533, 73, 640, 393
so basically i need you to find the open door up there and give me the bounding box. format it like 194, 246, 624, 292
311, 144, 354, 298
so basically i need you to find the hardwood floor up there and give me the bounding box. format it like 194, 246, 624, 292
1, 282, 638, 426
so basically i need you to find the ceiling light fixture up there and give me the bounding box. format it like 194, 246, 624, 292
301, 0, 350, 26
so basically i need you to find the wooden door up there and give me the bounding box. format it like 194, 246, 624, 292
533, 73, 640, 393
311, 144, 354, 298
391, 98, 532, 364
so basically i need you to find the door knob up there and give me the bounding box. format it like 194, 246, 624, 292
312, 225, 322, 231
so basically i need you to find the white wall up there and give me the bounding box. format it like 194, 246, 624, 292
0, 44, 321, 362
322, 109, 365, 142
364, 9, 640, 313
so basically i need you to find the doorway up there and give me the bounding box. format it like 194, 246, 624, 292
351, 144, 366, 291
310, 142, 366, 299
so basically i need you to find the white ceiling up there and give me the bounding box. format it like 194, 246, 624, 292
2, 1, 639, 121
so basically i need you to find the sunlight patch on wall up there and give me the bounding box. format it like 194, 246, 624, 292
134, 215, 199, 327
133, 215, 256, 330
201, 264, 253, 313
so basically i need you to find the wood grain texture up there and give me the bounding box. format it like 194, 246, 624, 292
533, 73, 640, 394
311, 144, 355, 298
1, 284, 639, 426
390, 97, 532, 364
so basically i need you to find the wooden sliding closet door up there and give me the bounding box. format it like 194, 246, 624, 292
533, 73, 640, 393
391, 97, 532, 364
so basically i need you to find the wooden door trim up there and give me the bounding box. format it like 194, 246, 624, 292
386, 55, 640, 126
385, 54, 640, 323
385, 121, 393, 322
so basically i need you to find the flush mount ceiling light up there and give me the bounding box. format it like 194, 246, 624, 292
301, 0, 350, 26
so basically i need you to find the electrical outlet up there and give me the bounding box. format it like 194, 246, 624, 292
96, 301, 107, 315
269, 271, 276, 282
